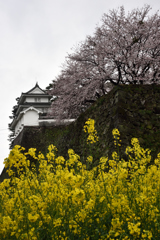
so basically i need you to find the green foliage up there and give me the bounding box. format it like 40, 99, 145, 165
1, 120, 160, 239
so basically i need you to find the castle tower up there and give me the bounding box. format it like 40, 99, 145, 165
10, 83, 52, 137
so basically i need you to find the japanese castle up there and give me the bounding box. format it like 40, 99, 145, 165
10, 83, 52, 138
10, 83, 75, 139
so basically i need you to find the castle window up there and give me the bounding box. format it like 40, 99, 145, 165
35, 97, 41, 102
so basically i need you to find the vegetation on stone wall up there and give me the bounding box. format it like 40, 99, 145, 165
1, 84, 160, 182
0, 119, 160, 239
10, 85, 160, 162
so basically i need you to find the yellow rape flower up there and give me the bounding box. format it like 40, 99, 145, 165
1, 121, 160, 240
128, 222, 141, 236
83, 118, 99, 144
86, 156, 93, 163
28, 213, 40, 222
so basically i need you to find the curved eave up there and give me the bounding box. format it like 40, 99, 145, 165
25, 83, 46, 94
16, 102, 51, 116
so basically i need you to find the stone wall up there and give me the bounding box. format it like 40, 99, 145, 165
1, 85, 160, 181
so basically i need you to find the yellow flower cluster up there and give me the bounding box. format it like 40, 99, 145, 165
112, 128, 121, 147
0, 119, 160, 239
83, 118, 99, 144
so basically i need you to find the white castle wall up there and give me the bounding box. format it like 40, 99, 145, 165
14, 109, 39, 137
25, 97, 49, 102
23, 110, 39, 126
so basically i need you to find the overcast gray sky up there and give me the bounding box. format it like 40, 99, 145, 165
0, 0, 159, 174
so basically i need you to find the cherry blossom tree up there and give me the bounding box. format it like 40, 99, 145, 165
48, 5, 160, 119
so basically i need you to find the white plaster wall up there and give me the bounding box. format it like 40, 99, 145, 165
25, 97, 49, 102
40, 97, 49, 102
14, 110, 39, 136
25, 97, 35, 102
15, 115, 24, 135
23, 110, 39, 126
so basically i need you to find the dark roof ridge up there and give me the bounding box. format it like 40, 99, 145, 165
24, 82, 46, 94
